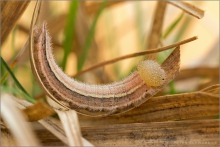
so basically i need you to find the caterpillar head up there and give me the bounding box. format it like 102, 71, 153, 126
137, 60, 166, 86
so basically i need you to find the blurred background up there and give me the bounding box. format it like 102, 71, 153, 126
1, 1, 219, 97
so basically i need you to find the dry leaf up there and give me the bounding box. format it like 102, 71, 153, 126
34, 127, 66, 146
23, 101, 55, 122
79, 85, 219, 126
81, 119, 219, 146
200, 84, 219, 94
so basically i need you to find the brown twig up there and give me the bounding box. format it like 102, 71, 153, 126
73, 36, 197, 77
147, 1, 167, 59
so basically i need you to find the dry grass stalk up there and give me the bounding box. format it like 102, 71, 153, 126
81, 119, 219, 146
55, 110, 83, 146
11, 94, 94, 146
1, 125, 16, 146
168, 1, 205, 19
1, 94, 40, 146
39, 117, 94, 146
47, 97, 83, 146
9, 38, 29, 68
198, 78, 220, 90
176, 67, 219, 80
85, 1, 124, 15
1, 1, 30, 44
147, 1, 167, 58
73, 36, 197, 77
200, 84, 219, 94
84, 1, 205, 19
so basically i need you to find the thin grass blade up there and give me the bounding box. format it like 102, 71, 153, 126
62, 1, 79, 70
77, 0, 106, 71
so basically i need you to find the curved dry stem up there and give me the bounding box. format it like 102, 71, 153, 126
73, 36, 197, 77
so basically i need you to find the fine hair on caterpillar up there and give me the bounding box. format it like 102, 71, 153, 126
137, 60, 166, 86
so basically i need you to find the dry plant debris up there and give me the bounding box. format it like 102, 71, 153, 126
168, 1, 205, 19
147, 1, 167, 52
1, 1, 30, 44
0, 0, 218, 146
79, 84, 219, 126
23, 101, 55, 122
1, 94, 40, 146
81, 119, 219, 146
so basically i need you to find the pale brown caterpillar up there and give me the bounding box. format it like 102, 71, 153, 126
30, 22, 183, 117
137, 60, 166, 86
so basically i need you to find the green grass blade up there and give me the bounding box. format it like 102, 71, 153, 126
77, 0, 107, 71
163, 12, 184, 39
1, 59, 8, 85
173, 16, 192, 42
1, 27, 19, 85
1, 56, 35, 102
62, 1, 79, 70
1, 73, 8, 85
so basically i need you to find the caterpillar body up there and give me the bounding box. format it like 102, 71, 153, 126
30, 22, 182, 117
137, 60, 165, 86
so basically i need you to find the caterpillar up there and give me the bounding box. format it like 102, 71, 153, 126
30, 22, 182, 117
